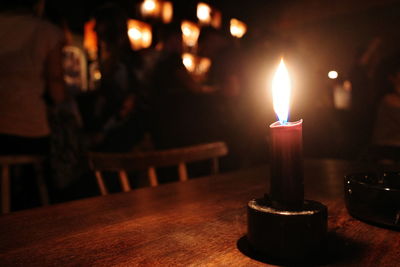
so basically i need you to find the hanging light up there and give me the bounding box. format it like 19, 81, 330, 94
182, 53, 196, 73
197, 2, 211, 25
181, 20, 200, 47
127, 19, 152, 50
328, 70, 338, 79
182, 53, 212, 78
230, 18, 247, 38
161, 1, 173, 23
141, 0, 161, 18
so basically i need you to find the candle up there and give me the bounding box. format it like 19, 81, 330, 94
247, 62, 326, 258
269, 59, 304, 210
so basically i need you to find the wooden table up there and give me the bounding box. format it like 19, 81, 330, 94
0, 159, 399, 266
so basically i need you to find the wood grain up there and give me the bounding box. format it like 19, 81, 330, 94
0, 159, 399, 266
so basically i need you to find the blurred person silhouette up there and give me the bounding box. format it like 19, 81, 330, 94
349, 37, 383, 157
372, 59, 400, 149
0, 0, 65, 209
92, 3, 144, 132
198, 27, 245, 170
0, 0, 64, 155
198, 26, 241, 97
351, 37, 383, 117
150, 22, 199, 97
46, 21, 88, 198
149, 22, 204, 150
79, 3, 150, 156
95, 92, 148, 153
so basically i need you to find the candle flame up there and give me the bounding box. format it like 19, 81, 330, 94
272, 59, 291, 124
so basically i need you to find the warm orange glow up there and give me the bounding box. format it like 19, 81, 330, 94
94, 70, 101, 80
328, 70, 338, 79
83, 19, 97, 60
182, 53, 196, 73
161, 1, 173, 23
182, 53, 212, 77
272, 59, 291, 124
128, 28, 142, 41
141, 0, 160, 18
211, 10, 222, 29
197, 57, 211, 75
230, 19, 247, 38
197, 2, 211, 24
141, 30, 152, 48
181, 20, 200, 47
343, 80, 352, 91
127, 19, 152, 50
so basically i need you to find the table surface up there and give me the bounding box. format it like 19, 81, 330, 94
0, 159, 399, 266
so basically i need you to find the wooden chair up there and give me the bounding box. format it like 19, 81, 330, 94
0, 155, 49, 214
88, 142, 228, 196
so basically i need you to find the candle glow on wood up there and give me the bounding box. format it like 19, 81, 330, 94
272, 59, 291, 124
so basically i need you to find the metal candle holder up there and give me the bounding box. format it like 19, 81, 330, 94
247, 120, 328, 261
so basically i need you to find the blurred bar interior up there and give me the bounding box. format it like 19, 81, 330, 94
1, 0, 400, 212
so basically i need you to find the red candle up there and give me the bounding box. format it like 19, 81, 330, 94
269, 59, 304, 210
270, 120, 303, 210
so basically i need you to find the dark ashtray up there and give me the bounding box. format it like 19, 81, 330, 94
345, 172, 400, 230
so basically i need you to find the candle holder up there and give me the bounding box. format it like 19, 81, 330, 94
246, 59, 328, 262
247, 120, 328, 261
247, 196, 327, 261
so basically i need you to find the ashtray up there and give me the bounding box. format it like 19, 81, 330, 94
344, 172, 400, 230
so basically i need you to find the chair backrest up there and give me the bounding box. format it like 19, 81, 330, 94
88, 142, 228, 196
0, 155, 44, 165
